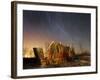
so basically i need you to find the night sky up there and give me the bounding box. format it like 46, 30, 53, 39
23, 10, 91, 53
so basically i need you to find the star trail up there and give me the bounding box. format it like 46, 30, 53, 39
23, 10, 91, 53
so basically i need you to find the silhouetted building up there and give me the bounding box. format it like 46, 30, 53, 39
33, 48, 44, 65
23, 48, 44, 69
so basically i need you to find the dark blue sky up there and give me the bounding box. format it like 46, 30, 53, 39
23, 10, 91, 53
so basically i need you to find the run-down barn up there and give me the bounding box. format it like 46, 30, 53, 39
46, 41, 75, 66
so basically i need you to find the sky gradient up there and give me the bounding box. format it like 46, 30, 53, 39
23, 10, 91, 53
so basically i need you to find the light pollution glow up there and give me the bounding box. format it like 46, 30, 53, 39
23, 10, 91, 57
